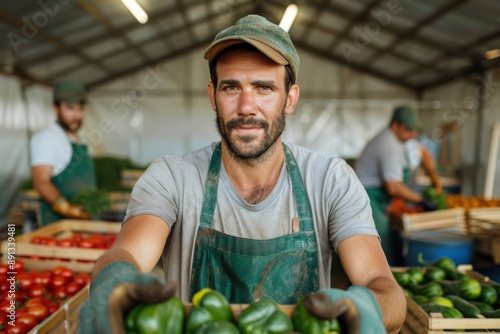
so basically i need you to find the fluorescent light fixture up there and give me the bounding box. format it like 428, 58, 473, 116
485, 49, 500, 60
279, 4, 298, 32
121, 0, 148, 24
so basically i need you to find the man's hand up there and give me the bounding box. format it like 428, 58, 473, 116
78, 261, 176, 334
51, 197, 91, 219
305, 286, 385, 334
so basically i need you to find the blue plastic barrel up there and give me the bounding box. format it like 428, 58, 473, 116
404, 230, 474, 266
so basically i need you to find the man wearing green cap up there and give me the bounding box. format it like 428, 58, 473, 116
355, 105, 438, 265
30, 80, 96, 225
79, 15, 405, 333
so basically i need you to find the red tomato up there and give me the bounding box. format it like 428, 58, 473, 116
0, 311, 7, 327
28, 284, 45, 299
0, 275, 9, 293
45, 301, 59, 315
15, 308, 27, 318
87, 234, 106, 248
0, 265, 8, 275
71, 233, 84, 243
16, 313, 38, 331
5, 322, 28, 334
27, 304, 49, 321
50, 275, 67, 290
73, 273, 91, 287
52, 267, 74, 281
14, 261, 24, 274
77, 240, 95, 249
57, 239, 75, 247
24, 297, 44, 308
38, 271, 52, 287
30, 236, 43, 244
16, 273, 34, 291
0, 300, 12, 314
51, 286, 66, 300
65, 281, 81, 297
44, 238, 57, 246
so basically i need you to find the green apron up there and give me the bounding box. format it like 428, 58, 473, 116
189, 143, 319, 304
365, 167, 411, 265
39, 142, 96, 226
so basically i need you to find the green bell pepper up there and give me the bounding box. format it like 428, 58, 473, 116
124, 296, 185, 334
186, 288, 234, 334
237, 297, 293, 334
194, 320, 240, 334
292, 296, 341, 334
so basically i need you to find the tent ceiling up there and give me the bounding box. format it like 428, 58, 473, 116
0, 0, 499, 92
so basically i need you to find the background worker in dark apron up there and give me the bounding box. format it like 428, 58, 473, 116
80, 15, 406, 334
355, 106, 438, 265
30, 81, 96, 226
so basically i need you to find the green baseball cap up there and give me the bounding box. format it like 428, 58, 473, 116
391, 105, 423, 131
53, 80, 86, 104
204, 15, 300, 82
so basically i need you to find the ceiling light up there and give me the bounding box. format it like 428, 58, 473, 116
279, 4, 298, 32
485, 49, 500, 60
121, 0, 148, 24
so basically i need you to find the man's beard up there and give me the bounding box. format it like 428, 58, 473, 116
216, 104, 287, 161
57, 115, 81, 133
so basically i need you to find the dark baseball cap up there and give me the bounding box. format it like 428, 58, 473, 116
204, 15, 299, 82
53, 81, 86, 104
391, 105, 423, 131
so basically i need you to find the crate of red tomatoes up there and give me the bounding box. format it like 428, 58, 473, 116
0, 259, 90, 334
0, 220, 121, 273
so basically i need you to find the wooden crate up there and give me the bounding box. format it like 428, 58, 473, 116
395, 265, 500, 333
467, 208, 500, 263
27, 284, 89, 334
1, 220, 121, 273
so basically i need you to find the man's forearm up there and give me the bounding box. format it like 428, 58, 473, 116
366, 276, 406, 333
92, 247, 141, 282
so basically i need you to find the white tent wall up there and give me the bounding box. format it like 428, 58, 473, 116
86, 46, 418, 165
421, 69, 500, 197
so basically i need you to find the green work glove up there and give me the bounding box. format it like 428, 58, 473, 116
78, 261, 176, 334
305, 286, 385, 334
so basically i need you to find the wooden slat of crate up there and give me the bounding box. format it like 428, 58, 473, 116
29, 284, 90, 334
0, 220, 121, 263
402, 208, 466, 234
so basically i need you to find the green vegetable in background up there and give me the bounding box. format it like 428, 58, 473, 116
125, 296, 185, 334
419, 303, 464, 318
292, 295, 341, 334
424, 267, 446, 282
439, 277, 482, 300
422, 186, 448, 210
72, 188, 112, 215
193, 321, 239, 334
408, 281, 444, 299
478, 285, 499, 305
407, 268, 425, 284
445, 295, 481, 318
238, 297, 293, 334
93, 156, 146, 191
392, 271, 411, 287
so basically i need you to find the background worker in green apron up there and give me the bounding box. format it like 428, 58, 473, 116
80, 15, 406, 334
355, 106, 438, 265
30, 81, 96, 225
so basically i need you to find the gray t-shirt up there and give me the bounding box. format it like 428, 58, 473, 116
355, 128, 407, 188
125, 142, 378, 301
